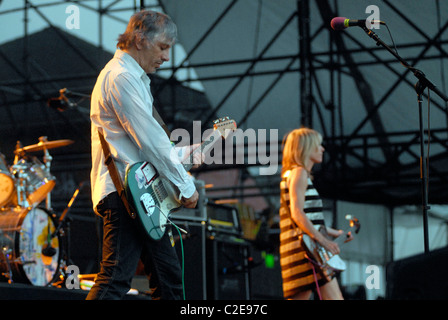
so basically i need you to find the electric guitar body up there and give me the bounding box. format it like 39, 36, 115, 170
301, 215, 360, 280
125, 117, 237, 240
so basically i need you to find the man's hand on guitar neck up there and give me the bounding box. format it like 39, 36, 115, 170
189, 144, 205, 169
176, 143, 205, 169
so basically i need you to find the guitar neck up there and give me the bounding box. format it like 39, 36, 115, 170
334, 227, 353, 246
182, 130, 222, 171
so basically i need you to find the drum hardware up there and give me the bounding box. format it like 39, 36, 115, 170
1, 247, 14, 284
0, 137, 78, 287
14, 137, 74, 155
42, 137, 53, 211
51, 180, 86, 242
47, 88, 90, 114
10, 157, 56, 209
0, 246, 37, 284
13, 136, 72, 210
45, 181, 87, 289
2, 137, 74, 209
0, 153, 15, 207
0, 207, 61, 286
1, 248, 41, 284
10, 161, 32, 208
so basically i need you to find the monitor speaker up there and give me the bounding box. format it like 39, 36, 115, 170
386, 247, 448, 299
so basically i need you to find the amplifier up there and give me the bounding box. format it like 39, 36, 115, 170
206, 236, 250, 300
207, 202, 241, 236
171, 220, 208, 300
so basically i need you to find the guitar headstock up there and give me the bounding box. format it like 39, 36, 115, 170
345, 214, 361, 234
213, 117, 237, 139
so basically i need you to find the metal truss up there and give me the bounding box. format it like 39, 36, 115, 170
184, 0, 448, 206
1, 0, 448, 209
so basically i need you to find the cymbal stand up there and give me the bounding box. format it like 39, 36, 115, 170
49, 181, 86, 285
40, 136, 53, 211
11, 161, 29, 208
12, 140, 29, 208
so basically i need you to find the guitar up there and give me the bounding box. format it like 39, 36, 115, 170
125, 117, 237, 240
300, 215, 360, 281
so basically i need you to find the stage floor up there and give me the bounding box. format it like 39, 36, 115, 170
0, 282, 151, 300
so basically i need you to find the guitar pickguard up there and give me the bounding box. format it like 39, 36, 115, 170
140, 193, 156, 217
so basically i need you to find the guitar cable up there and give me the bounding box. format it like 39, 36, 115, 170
172, 224, 186, 301
305, 254, 323, 300
158, 208, 187, 300
164, 218, 188, 235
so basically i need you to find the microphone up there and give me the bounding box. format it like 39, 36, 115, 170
42, 243, 57, 257
331, 17, 385, 30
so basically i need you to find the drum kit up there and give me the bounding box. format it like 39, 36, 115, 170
0, 136, 75, 287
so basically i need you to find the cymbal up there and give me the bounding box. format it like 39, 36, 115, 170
16, 139, 74, 153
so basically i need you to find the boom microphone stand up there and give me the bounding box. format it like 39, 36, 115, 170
360, 25, 448, 254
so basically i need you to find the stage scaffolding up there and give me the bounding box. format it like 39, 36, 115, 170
0, 0, 448, 209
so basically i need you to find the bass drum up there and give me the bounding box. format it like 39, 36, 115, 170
0, 207, 60, 286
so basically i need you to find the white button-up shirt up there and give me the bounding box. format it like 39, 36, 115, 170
90, 49, 196, 210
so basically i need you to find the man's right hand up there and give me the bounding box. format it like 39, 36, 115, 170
181, 190, 199, 208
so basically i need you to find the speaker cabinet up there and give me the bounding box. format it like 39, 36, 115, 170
206, 236, 250, 300
249, 248, 283, 299
172, 220, 207, 300
173, 220, 251, 300
386, 247, 448, 299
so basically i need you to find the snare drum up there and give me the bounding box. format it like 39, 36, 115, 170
17, 156, 55, 206
0, 153, 14, 207
0, 207, 60, 286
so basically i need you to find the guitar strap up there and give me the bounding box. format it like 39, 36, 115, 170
98, 130, 136, 219
97, 105, 170, 220
152, 105, 172, 138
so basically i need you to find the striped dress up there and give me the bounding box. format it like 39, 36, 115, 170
279, 168, 329, 298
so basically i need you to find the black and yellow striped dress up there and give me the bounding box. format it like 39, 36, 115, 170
279, 168, 329, 298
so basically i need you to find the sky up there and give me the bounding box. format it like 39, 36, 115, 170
0, 0, 203, 90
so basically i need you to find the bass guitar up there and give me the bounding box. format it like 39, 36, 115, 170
125, 117, 237, 240
300, 215, 360, 280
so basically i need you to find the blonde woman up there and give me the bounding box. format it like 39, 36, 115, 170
279, 127, 352, 300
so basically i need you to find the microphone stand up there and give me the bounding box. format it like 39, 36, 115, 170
47, 181, 86, 273
360, 26, 448, 254
52, 181, 85, 239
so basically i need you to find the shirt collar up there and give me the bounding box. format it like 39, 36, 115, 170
114, 49, 151, 84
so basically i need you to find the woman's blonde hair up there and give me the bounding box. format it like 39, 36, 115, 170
281, 127, 322, 175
